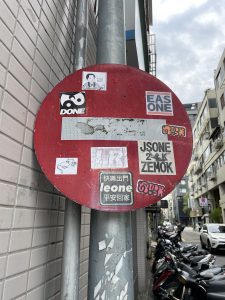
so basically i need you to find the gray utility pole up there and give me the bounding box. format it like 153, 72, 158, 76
88, 1, 135, 300
61, 0, 88, 299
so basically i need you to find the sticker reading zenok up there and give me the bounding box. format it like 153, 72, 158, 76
146, 91, 173, 116
99, 172, 133, 206
138, 141, 176, 175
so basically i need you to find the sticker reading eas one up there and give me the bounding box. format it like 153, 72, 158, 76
146, 91, 173, 116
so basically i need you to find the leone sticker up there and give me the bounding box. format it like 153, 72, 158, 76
99, 172, 133, 206
136, 180, 165, 198
55, 158, 78, 175
91, 147, 128, 169
60, 92, 86, 115
138, 140, 176, 175
82, 71, 107, 91
146, 91, 173, 116
162, 124, 186, 137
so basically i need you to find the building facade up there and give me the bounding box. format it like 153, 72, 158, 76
172, 102, 199, 225
188, 85, 224, 226
0, 1, 152, 299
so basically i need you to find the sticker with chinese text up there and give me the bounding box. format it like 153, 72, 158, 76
99, 172, 133, 206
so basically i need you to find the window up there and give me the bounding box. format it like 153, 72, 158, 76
208, 98, 217, 108
210, 118, 219, 128
216, 69, 222, 88
220, 93, 225, 110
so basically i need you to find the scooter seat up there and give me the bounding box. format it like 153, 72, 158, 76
207, 279, 225, 293
200, 267, 222, 278
207, 292, 225, 300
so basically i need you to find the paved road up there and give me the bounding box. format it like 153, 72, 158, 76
182, 226, 225, 266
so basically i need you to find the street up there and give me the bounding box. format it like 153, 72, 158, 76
182, 227, 225, 266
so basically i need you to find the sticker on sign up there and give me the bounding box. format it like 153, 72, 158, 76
138, 141, 176, 175
99, 172, 133, 206
61, 117, 166, 141
91, 147, 128, 169
146, 91, 173, 116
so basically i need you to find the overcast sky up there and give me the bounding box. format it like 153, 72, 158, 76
152, 0, 225, 104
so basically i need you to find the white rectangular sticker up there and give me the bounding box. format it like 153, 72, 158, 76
146, 91, 173, 116
61, 117, 166, 141
138, 141, 176, 175
55, 158, 78, 175
91, 147, 128, 169
82, 71, 107, 91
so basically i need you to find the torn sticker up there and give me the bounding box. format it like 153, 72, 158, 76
162, 124, 186, 137
99, 240, 107, 251
55, 158, 78, 175
82, 71, 107, 91
136, 180, 165, 198
105, 253, 113, 266
91, 147, 128, 169
61, 117, 166, 141
146, 91, 173, 116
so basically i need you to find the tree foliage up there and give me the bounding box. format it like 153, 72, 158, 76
183, 193, 190, 216
210, 207, 223, 223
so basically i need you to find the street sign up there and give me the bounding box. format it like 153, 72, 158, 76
34, 64, 192, 211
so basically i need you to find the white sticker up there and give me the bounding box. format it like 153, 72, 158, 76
82, 71, 107, 91
138, 141, 176, 175
55, 158, 78, 175
91, 147, 128, 169
61, 117, 166, 141
146, 91, 173, 116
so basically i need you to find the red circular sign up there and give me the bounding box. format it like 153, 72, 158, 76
34, 64, 192, 211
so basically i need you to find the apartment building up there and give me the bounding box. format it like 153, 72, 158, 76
172, 102, 199, 224
188, 88, 222, 225
188, 49, 225, 226
214, 48, 225, 221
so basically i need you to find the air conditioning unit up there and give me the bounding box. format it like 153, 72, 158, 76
213, 139, 223, 150
209, 172, 216, 180
193, 153, 198, 161
204, 131, 210, 140
195, 162, 202, 174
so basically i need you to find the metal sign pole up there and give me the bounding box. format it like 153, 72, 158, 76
88, 1, 135, 299
61, 0, 88, 299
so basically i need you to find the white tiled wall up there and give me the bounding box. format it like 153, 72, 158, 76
0, 0, 97, 299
